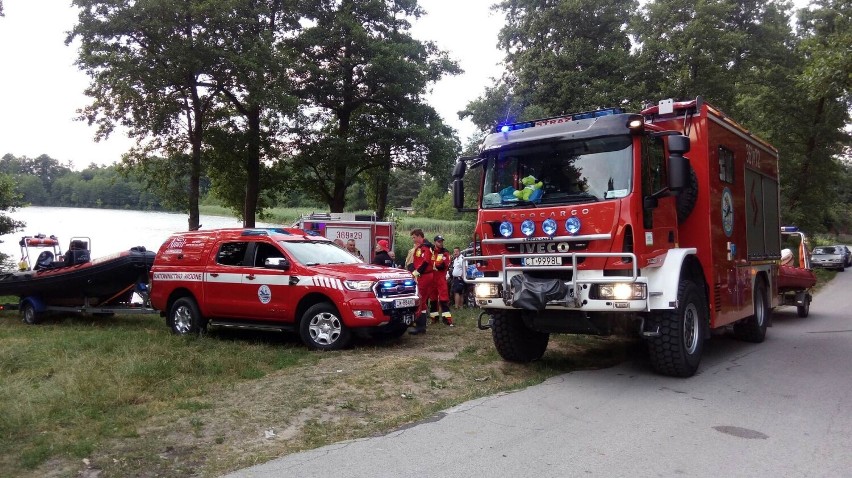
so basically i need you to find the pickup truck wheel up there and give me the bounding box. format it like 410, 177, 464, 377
491, 311, 549, 362
301, 303, 351, 351
169, 297, 206, 336
647, 279, 706, 377
733, 278, 769, 343
21, 303, 41, 325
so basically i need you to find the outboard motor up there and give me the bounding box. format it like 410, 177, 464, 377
67, 240, 91, 265
34, 251, 55, 271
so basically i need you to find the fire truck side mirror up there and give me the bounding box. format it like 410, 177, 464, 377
667, 135, 691, 193
452, 160, 467, 178
453, 179, 465, 210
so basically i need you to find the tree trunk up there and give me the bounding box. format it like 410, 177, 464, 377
187, 94, 203, 231
788, 96, 825, 211
243, 106, 261, 228
374, 144, 391, 219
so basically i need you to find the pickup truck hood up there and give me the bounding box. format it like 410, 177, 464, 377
308, 263, 414, 281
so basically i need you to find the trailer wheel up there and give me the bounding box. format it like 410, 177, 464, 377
300, 303, 352, 351
796, 296, 810, 318
733, 278, 769, 342
647, 279, 707, 377
676, 165, 699, 224
168, 297, 206, 336
21, 303, 41, 325
491, 310, 549, 362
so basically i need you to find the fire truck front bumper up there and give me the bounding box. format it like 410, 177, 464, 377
470, 273, 649, 313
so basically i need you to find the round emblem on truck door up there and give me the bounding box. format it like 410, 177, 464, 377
258, 285, 272, 304
721, 187, 734, 237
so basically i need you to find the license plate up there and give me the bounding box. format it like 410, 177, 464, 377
402, 314, 414, 325
394, 298, 416, 308
522, 256, 562, 266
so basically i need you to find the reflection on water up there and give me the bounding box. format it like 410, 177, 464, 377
0, 206, 274, 261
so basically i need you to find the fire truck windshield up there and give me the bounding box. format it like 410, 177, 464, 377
480, 135, 633, 208
279, 241, 362, 265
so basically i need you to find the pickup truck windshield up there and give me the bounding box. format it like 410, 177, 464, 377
279, 241, 362, 265
481, 135, 633, 208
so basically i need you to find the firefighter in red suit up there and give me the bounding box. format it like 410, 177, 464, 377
429, 235, 454, 326
409, 228, 434, 335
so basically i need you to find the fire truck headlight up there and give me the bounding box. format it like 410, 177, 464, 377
542, 218, 558, 236
565, 216, 582, 235
344, 280, 375, 292
499, 221, 514, 238
474, 283, 500, 299
593, 283, 646, 300
521, 220, 535, 237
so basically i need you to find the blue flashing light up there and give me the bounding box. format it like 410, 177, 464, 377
499, 221, 514, 238
780, 226, 799, 233
404, 279, 416, 287
497, 108, 625, 133
542, 218, 558, 236
520, 220, 535, 237
382, 281, 394, 289
566, 216, 582, 235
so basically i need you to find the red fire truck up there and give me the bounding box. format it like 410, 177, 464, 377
452, 97, 781, 377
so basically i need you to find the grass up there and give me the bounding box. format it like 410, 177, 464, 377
0, 307, 637, 478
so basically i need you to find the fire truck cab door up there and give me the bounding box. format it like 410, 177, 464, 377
640, 136, 678, 254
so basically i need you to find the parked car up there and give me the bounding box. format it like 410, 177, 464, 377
810, 246, 846, 272
836, 245, 852, 267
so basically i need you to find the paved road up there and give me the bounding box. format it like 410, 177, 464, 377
227, 272, 852, 478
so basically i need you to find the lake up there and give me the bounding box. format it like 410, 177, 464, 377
0, 206, 273, 263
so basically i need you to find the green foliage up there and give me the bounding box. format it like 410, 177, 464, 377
461, 0, 851, 234
0, 154, 165, 211
288, 0, 461, 212
463, 0, 639, 129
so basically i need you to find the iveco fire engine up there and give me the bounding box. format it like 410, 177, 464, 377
452, 98, 781, 377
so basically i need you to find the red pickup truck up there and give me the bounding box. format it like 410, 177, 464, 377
149, 228, 418, 350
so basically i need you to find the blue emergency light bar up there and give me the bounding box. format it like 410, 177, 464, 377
496, 107, 624, 133
780, 226, 799, 233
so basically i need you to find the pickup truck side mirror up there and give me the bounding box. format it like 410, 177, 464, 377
265, 257, 290, 270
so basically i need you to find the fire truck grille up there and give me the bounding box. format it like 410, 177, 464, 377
374, 279, 417, 298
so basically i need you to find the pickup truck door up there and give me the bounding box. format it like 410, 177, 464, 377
238, 241, 294, 321
204, 241, 251, 318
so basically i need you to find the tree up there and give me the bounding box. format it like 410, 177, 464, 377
289, 0, 460, 214
70, 0, 228, 230
0, 173, 25, 268
463, 0, 639, 130
780, 0, 852, 231
202, 0, 300, 227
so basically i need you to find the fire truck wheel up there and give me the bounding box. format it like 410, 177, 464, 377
491, 311, 549, 362
168, 297, 207, 336
300, 303, 352, 351
21, 303, 41, 325
676, 165, 698, 224
647, 279, 706, 377
733, 279, 769, 343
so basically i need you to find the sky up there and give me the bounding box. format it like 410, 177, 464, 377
0, 0, 505, 170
